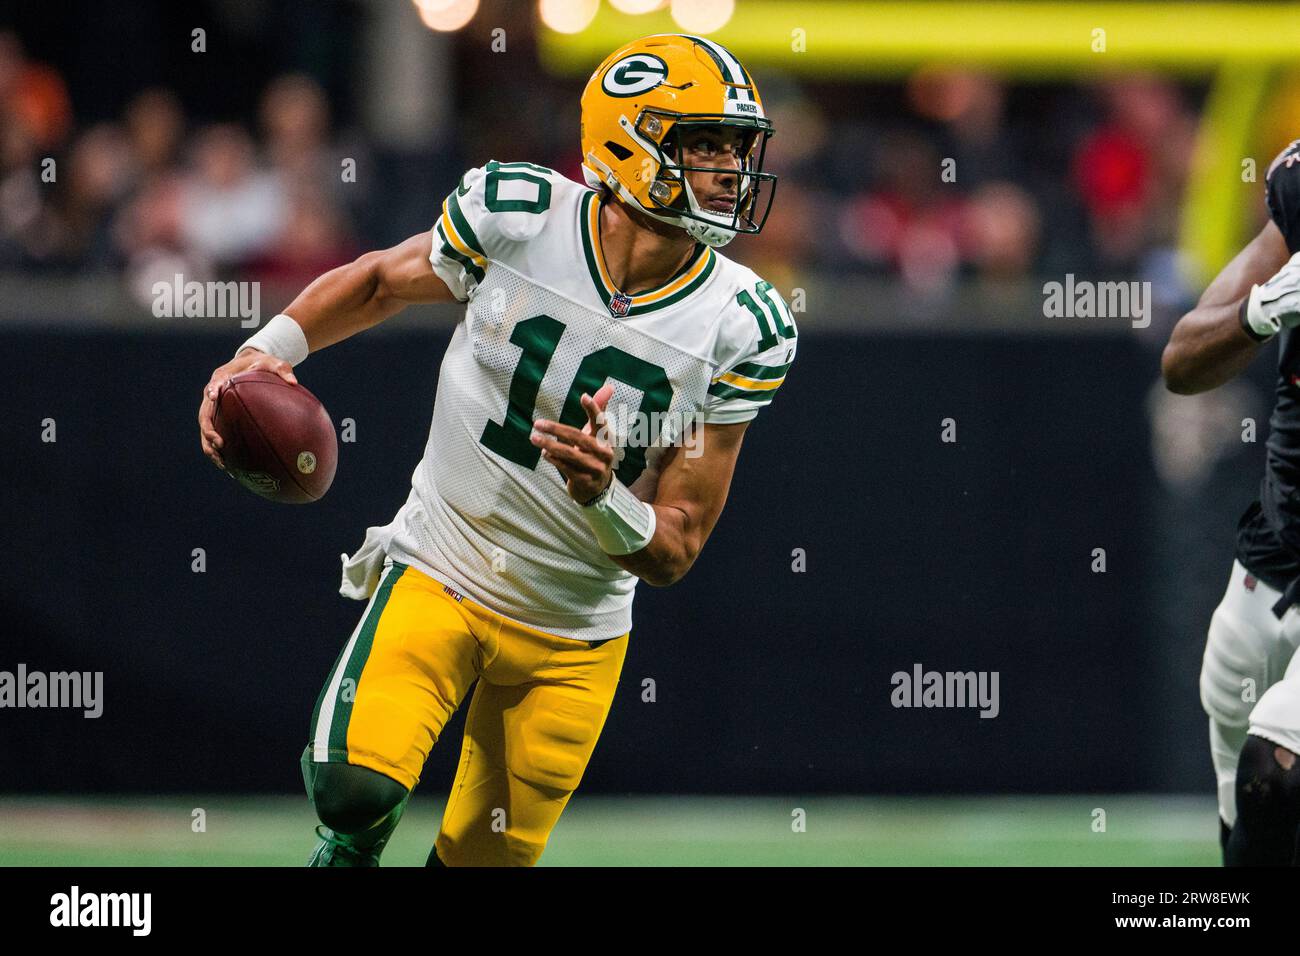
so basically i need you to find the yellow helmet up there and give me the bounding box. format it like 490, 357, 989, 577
580, 33, 776, 247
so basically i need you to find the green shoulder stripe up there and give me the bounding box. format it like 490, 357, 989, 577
489, 160, 554, 175
708, 381, 776, 403
445, 190, 485, 258
731, 360, 792, 381
435, 222, 485, 284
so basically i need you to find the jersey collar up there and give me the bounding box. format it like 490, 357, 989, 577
579, 191, 716, 317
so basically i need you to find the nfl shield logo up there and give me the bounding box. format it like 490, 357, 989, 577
609, 292, 632, 317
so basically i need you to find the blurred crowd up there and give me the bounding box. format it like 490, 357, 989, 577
722, 68, 1207, 297
0, 30, 363, 300
0, 24, 1275, 306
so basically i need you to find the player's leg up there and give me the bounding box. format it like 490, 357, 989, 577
303, 561, 484, 865
431, 623, 628, 866
301, 758, 410, 866
1208, 718, 1247, 854
1228, 669, 1300, 865
1199, 560, 1293, 857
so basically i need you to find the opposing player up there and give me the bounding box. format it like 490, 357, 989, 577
1162, 139, 1300, 865
196, 35, 797, 866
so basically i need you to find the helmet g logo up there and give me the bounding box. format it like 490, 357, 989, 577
601, 53, 668, 98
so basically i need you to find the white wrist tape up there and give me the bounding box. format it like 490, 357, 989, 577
580, 477, 656, 556
236, 313, 310, 366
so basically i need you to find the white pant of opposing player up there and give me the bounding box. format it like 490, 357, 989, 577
1200, 559, 1300, 826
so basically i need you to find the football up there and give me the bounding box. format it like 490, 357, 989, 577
213, 370, 338, 504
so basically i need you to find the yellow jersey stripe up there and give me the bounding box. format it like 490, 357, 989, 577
715, 371, 785, 391
587, 199, 616, 294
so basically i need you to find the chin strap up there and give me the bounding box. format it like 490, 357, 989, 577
679, 179, 740, 247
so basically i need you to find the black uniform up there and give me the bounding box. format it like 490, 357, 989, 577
1235, 139, 1300, 614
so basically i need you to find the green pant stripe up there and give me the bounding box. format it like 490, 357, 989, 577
314, 562, 406, 757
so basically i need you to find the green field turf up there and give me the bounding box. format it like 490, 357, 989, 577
0, 795, 1221, 866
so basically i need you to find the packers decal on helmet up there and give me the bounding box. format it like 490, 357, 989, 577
601, 53, 669, 98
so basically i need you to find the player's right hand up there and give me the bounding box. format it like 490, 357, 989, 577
198, 348, 298, 470
1247, 251, 1300, 336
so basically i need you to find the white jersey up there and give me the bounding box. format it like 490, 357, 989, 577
339, 161, 797, 640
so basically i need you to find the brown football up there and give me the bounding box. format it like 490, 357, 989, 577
213, 370, 338, 504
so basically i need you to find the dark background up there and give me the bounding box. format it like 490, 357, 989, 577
0, 0, 1286, 800
1, 322, 1265, 795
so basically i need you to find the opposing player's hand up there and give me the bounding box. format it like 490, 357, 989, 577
1249, 251, 1300, 335
530, 382, 616, 504
198, 348, 298, 470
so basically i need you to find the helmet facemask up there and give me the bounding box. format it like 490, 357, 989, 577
623, 109, 777, 247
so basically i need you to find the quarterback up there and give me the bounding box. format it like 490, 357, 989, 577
1163, 138, 1300, 865
197, 34, 797, 866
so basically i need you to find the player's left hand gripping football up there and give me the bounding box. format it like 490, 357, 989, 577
530, 382, 617, 504
198, 349, 298, 470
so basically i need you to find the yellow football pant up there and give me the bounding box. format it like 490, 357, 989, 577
307, 560, 628, 866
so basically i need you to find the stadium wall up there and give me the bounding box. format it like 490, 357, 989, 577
0, 323, 1263, 796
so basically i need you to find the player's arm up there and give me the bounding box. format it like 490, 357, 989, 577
279, 230, 455, 352
531, 386, 747, 587
532, 277, 795, 583
608, 422, 746, 587
1161, 222, 1291, 395
198, 232, 453, 468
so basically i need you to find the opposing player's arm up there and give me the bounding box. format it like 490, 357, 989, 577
1161, 221, 1290, 395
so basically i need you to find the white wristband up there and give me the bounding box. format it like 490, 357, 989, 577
236, 313, 310, 366
579, 477, 656, 556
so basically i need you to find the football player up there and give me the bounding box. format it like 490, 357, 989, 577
197, 34, 797, 866
1163, 139, 1300, 865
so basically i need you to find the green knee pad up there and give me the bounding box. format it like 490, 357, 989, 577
301, 747, 410, 848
